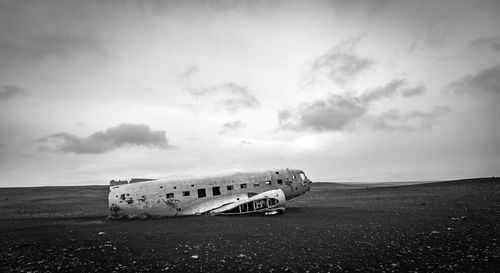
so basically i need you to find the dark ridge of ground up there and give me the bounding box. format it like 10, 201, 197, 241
0, 186, 108, 219
0, 178, 499, 272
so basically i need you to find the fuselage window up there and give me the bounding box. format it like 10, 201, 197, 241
240, 183, 247, 189
227, 185, 234, 190
212, 186, 221, 196
265, 180, 271, 185
277, 179, 283, 185
166, 193, 174, 199
183, 191, 190, 196
197, 188, 206, 198
248, 201, 255, 211
253, 182, 260, 187
240, 203, 248, 212
275, 171, 279, 174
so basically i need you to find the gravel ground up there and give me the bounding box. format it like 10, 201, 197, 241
0, 178, 499, 272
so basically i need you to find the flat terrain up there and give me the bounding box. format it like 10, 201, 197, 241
0, 178, 499, 272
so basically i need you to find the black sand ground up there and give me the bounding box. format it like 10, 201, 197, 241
0, 178, 499, 272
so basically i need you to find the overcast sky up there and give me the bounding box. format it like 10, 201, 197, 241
1, 0, 499, 187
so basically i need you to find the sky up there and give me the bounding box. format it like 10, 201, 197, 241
1, 0, 499, 187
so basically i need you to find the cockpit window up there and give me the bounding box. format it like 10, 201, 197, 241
300, 173, 306, 181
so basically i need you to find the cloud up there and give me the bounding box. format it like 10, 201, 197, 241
360, 79, 425, 103
0, 85, 26, 101
409, 17, 448, 52
179, 65, 198, 79
302, 36, 374, 87
470, 36, 500, 52
279, 80, 440, 132
186, 82, 260, 112
362, 107, 450, 132
448, 63, 500, 96
223, 120, 245, 130
279, 94, 366, 131
39, 123, 169, 154
367, 0, 395, 13
0, 32, 108, 61
400, 85, 426, 97
219, 120, 245, 134
239, 140, 251, 147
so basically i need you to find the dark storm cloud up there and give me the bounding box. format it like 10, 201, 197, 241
39, 123, 168, 154
186, 82, 260, 112
0, 85, 26, 101
470, 36, 500, 52
0, 32, 108, 61
448, 63, 500, 96
303, 37, 374, 86
279, 80, 439, 132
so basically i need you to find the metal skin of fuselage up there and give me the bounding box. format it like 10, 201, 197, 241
108, 168, 312, 218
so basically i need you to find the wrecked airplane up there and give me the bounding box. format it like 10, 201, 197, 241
108, 168, 312, 218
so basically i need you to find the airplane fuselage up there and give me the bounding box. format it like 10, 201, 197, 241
108, 168, 312, 218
